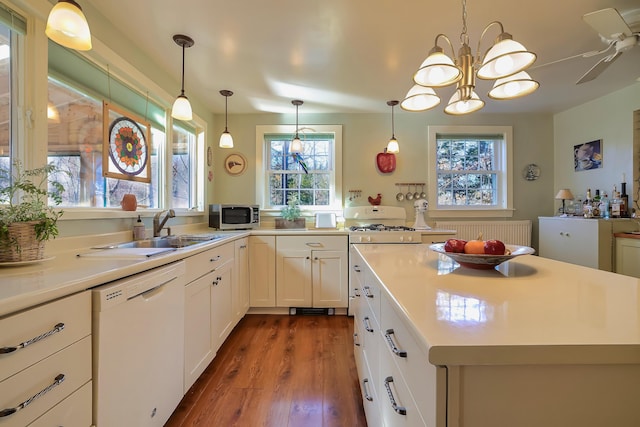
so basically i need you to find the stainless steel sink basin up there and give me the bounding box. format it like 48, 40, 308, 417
115, 234, 225, 249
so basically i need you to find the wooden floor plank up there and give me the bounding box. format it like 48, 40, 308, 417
165, 314, 367, 427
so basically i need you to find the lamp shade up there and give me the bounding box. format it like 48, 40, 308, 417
386, 137, 399, 154
555, 189, 575, 200
401, 85, 441, 112
171, 94, 192, 121
45, 0, 92, 51
219, 131, 234, 148
290, 136, 303, 153
488, 71, 539, 100
414, 47, 462, 87
444, 89, 484, 115
477, 35, 536, 80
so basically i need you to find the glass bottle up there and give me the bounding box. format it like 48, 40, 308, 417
600, 193, 610, 219
611, 190, 622, 218
592, 189, 601, 216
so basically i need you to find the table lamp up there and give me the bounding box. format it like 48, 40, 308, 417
555, 189, 575, 216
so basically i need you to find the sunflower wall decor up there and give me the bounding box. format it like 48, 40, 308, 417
102, 102, 152, 183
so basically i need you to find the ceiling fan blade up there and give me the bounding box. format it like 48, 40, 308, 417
576, 51, 622, 84
583, 8, 633, 39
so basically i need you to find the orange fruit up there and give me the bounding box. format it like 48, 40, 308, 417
463, 233, 485, 254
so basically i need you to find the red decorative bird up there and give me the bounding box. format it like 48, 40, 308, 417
368, 193, 382, 205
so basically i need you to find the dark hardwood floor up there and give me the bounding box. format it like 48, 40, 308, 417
166, 314, 367, 427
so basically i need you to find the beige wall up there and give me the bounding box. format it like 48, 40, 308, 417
554, 83, 640, 212
212, 110, 554, 250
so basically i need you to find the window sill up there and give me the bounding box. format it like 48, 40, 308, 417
428, 209, 515, 219
57, 208, 205, 221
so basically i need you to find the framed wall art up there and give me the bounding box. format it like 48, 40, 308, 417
574, 139, 602, 172
102, 102, 152, 183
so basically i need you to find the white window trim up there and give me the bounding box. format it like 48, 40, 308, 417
427, 125, 514, 218
255, 124, 343, 216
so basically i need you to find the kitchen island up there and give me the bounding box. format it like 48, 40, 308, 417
352, 243, 640, 427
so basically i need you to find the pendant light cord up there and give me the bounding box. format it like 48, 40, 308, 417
224, 95, 229, 132
391, 104, 396, 139
294, 103, 299, 138
180, 44, 186, 96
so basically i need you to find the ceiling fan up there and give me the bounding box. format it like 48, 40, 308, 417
576, 8, 639, 84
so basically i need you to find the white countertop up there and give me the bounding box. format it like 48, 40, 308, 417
0, 231, 249, 317
355, 244, 640, 366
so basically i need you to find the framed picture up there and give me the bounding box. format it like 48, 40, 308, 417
102, 102, 152, 183
574, 139, 602, 172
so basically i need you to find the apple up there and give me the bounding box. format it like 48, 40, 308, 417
444, 238, 467, 253
484, 239, 506, 255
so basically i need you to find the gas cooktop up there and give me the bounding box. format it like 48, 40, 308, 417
348, 224, 416, 232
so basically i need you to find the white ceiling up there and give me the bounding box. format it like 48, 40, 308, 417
88, 0, 640, 115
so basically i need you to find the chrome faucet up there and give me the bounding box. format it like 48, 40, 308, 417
153, 209, 175, 237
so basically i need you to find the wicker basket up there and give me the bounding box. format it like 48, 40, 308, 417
0, 221, 46, 262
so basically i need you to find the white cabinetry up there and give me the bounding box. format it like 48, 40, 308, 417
249, 235, 276, 307
539, 217, 630, 270
615, 237, 640, 278
0, 291, 92, 427
233, 237, 250, 322
183, 242, 234, 392
276, 235, 348, 308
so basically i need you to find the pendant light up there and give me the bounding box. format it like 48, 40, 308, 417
386, 100, 400, 153
171, 34, 194, 121
290, 100, 303, 153
219, 90, 234, 148
45, 0, 92, 51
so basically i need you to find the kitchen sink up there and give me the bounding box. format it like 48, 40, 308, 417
114, 234, 225, 249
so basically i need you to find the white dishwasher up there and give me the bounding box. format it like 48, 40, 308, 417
92, 261, 185, 427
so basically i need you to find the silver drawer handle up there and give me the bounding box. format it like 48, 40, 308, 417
0, 322, 65, 354
362, 378, 373, 402
384, 329, 407, 358
363, 316, 374, 333
354, 287, 361, 297
353, 332, 360, 347
384, 376, 407, 416
0, 374, 65, 418
305, 242, 323, 247
210, 255, 222, 262
353, 264, 361, 272
362, 286, 373, 299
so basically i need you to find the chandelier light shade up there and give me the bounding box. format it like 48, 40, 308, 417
400, 85, 440, 112
488, 71, 539, 100
171, 34, 195, 121
386, 100, 400, 153
219, 90, 234, 148
290, 100, 304, 153
402, 0, 538, 115
45, 0, 92, 51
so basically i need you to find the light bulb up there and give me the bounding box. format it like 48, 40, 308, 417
494, 55, 514, 75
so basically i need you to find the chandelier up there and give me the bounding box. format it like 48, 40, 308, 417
401, 0, 539, 115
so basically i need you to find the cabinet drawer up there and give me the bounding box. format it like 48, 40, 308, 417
361, 271, 381, 326
184, 242, 234, 283
276, 235, 347, 251
381, 296, 438, 426
0, 291, 90, 382
359, 352, 382, 427
358, 301, 380, 391
0, 335, 91, 427
378, 343, 426, 427
28, 381, 92, 427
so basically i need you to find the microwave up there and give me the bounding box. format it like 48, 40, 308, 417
209, 204, 260, 230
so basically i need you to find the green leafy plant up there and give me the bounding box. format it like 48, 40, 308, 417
0, 162, 65, 248
281, 194, 301, 221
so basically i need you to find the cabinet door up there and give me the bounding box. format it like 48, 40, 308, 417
312, 250, 348, 308
539, 218, 601, 268
212, 261, 234, 352
276, 249, 312, 307
184, 271, 215, 392
249, 236, 276, 307
234, 238, 250, 321
615, 238, 640, 278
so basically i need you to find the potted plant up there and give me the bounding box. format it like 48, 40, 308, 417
0, 162, 65, 262
276, 194, 306, 229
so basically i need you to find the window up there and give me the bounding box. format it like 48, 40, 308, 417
427, 126, 513, 218
0, 5, 26, 188
256, 125, 342, 212
171, 124, 196, 209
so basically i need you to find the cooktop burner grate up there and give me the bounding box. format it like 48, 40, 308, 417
349, 224, 416, 232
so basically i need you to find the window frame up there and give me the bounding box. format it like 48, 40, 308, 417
427, 125, 513, 218
256, 124, 343, 215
